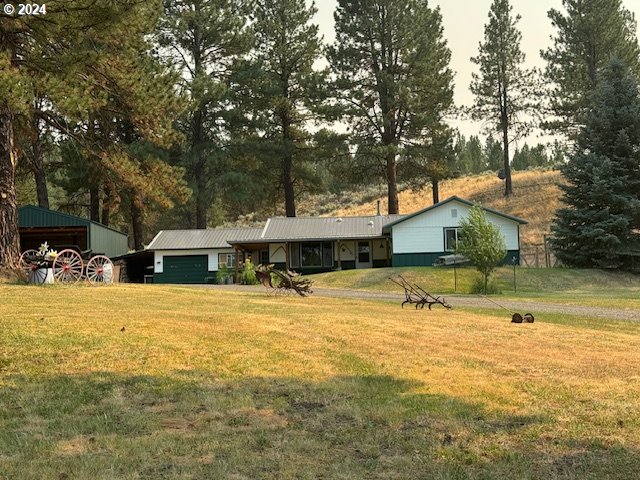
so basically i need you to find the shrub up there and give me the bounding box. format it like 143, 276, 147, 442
241, 260, 259, 285
469, 276, 501, 294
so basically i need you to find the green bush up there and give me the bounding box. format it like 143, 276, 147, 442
469, 275, 501, 294
216, 265, 232, 284
241, 260, 259, 285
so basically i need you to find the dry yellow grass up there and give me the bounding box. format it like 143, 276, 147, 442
331, 169, 563, 248
1, 284, 639, 478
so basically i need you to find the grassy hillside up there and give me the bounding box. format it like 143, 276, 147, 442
299, 169, 563, 248
1, 284, 640, 479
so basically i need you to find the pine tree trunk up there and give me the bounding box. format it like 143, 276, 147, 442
195, 171, 208, 228
101, 184, 111, 227
283, 153, 296, 217
432, 177, 440, 204
386, 152, 399, 214
0, 102, 21, 268
131, 200, 144, 251
500, 89, 512, 196
33, 160, 49, 209
90, 185, 100, 222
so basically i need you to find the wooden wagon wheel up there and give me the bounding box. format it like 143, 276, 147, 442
52, 249, 83, 283
19, 249, 39, 276
86, 255, 114, 285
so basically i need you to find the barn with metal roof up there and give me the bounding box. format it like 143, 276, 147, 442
18, 205, 129, 258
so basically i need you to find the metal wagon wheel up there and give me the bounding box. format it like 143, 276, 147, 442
86, 255, 114, 285
52, 249, 83, 283
19, 249, 39, 276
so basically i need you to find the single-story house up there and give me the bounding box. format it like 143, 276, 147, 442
18, 205, 129, 258
146, 196, 526, 283
147, 227, 264, 284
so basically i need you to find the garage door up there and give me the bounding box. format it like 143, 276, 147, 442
157, 255, 210, 284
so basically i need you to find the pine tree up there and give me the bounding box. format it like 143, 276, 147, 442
329, 0, 454, 214
542, 0, 640, 140
239, 0, 329, 217
484, 136, 503, 171
469, 0, 538, 196
551, 59, 640, 269
456, 205, 507, 294
157, 0, 251, 228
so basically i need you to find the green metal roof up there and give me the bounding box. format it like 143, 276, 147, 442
18, 205, 129, 257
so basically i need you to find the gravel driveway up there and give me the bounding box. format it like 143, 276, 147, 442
194, 284, 640, 322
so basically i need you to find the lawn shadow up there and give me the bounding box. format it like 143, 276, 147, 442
0, 372, 637, 479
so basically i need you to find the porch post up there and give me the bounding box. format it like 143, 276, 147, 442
234, 246, 240, 283
336, 240, 341, 270
285, 242, 289, 272
386, 238, 391, 267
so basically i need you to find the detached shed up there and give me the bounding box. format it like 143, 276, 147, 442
18, 205, 129, 258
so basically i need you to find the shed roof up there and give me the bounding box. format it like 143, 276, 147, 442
382, 196, 527, 231
147, 227, 264, 250
249, 215, 405, 242
18, 205, 127, 235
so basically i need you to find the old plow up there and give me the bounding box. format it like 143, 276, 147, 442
389, 275, 452, 310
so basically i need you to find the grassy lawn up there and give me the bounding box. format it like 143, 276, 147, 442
311, 267, 640, 309
1, 284, 640, 479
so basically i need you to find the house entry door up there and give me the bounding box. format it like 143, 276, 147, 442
355, 241, 373, 269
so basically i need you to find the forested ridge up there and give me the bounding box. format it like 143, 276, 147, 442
2, 0, 640, 269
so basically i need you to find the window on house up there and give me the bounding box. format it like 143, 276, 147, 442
323, 242, 333, 267
444, 228, 463, 251
451, 208, 458, 218
259, 249, 269, 265
301, 242, 322, 267
290, 243, 300, 268
218, 253, 239, 269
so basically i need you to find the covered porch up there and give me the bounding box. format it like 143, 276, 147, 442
228, 237, 392, 275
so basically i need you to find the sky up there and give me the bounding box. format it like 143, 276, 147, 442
313, 0, 640, 146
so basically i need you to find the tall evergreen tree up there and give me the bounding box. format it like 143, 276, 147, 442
241, 0, 328, 217
469, 0, 538, 196
1, 1, 187, 267
551, 59, 640, 269
157, 0, 251, 228
329, 0, 454, 214
542, 0, 640, 140
484, 135, 503, 171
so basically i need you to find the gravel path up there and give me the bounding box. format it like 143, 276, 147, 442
194, 284, 640, 322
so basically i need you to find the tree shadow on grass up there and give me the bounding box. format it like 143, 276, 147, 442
0, 372, 637, 479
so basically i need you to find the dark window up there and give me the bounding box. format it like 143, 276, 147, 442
323, 242, 333, 267
260, 249, 269, 265
444, 228, 462, 251
290, 243, 300, 268
301, 243, 322, 267
358, 241, 370, 263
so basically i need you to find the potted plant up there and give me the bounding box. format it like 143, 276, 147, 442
24, 242, 58, 284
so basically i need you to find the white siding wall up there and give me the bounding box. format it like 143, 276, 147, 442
392, 201, 520, 254
269, 243, 287, 263
372, 239, 389, 260
337, 240, 356, 261
153, 248, 235, 273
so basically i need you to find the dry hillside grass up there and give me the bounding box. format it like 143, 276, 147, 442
327, 169, 563, 248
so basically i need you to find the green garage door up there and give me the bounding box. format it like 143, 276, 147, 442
156, 255, 210, 284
